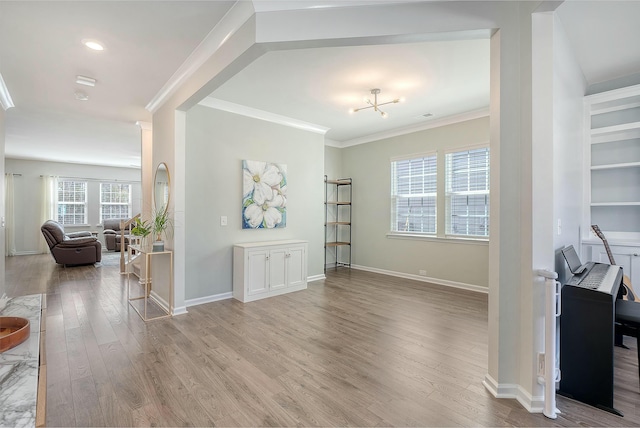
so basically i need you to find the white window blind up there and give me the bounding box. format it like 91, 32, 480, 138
445, 147, 490, 237
100, 183, 131, 222
391, 154, 437, 234
57, 181, 87, 225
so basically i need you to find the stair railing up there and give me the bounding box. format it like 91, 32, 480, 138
119, 214, 140, 274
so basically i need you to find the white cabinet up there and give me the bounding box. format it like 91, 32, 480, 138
583, 242, 640, 292
233, 240, 308, 302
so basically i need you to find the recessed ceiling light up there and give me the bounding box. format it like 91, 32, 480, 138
82, 39, 104, 51
74, 91, 89, 101
76, 75, 96, 87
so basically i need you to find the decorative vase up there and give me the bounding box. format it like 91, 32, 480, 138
152, 240, 164, 252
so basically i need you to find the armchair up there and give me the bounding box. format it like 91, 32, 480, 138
41, 220, 102, 266
103, 218, 132, 251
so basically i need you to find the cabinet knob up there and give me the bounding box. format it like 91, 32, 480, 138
634, 253, 639, 257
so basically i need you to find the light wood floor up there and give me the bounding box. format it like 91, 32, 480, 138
6, 253, 640, 426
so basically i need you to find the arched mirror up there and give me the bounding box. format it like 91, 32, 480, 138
153, 162, 170, 215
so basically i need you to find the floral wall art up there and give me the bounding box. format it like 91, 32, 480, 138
242, 160, 287, 229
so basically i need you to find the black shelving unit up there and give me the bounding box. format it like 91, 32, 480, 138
324, 175, 352, 271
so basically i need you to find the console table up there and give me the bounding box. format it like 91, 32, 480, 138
127, 244, 173, 321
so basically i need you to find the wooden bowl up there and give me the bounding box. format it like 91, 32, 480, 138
0, 317, 30, 353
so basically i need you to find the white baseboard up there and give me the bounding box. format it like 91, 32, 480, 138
351, 264, 488, 294
185, 292, 233, 308
172, 306, 188, 316
184, 275, 324, 307
149, 290, 170, 313
483, 374, 544, 414
14, 251, 41, 256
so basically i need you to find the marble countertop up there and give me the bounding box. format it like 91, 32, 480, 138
0, 294, 42, 428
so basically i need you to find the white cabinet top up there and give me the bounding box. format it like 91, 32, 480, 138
234, 239, 308, 248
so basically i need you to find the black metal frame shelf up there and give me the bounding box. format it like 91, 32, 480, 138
324, 176, 352, 271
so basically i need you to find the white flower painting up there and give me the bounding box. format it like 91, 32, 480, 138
242, 160, 287, 229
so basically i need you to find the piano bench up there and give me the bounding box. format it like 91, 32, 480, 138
615, 299, 640, 381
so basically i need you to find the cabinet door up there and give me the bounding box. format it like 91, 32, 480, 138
269, 248, 287, 290
589, 244, 640, 289
287, 246, 306, 288
247, 250, 269, 296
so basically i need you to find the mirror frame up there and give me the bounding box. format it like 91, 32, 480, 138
153, 162, 171, 216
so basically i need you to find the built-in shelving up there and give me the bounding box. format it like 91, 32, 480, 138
584, 83, 640, 241
324, 176, 352, 271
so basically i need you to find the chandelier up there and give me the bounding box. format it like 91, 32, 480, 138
349, 88, 402, 118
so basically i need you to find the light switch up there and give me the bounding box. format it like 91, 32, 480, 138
220, 216, 228, 226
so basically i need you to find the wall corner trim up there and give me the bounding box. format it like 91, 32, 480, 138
198, 97, 329, 135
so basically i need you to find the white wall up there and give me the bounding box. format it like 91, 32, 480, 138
323, 146, 342, 181
552, 14, 587, 280
528, 8, 587, 405
4, 158, 141, 253
184, 105, 325, 301
340, 117, 490, 289
0, 108, 5, 297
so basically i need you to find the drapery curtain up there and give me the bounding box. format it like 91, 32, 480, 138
4, 174, 16, 256
40, 175, 58, 253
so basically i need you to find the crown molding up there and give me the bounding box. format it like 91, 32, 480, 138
199, 97, 329, 135
145, 1, 255, 114
0, 73, 15, 110
136, 121, 152, 131
337, 107, 490, 148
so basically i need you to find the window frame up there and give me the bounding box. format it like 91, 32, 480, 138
57, 180, 88, 225
444, 144, 490, 239
390, 151, 438, 236
99, 182, 132, 223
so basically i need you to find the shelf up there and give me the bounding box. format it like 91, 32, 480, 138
591, 162, 640, 170
326, 201, 351, 205
325, 241, 351, 247
325, 179, 352, 185
591, 121, 640, 144
591, 202, 640, 207
326, 222, 351, 226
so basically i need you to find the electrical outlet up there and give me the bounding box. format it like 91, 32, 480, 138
220, 216, 228, 226
538, 353, 545, 376
419, 270, 427, 276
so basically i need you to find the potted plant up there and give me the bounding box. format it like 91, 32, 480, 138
130, 217, 152, 249
151, 209, 173, 252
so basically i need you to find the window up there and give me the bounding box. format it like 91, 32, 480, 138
100, 183, 131, 222
57, 181, 87, 225
445, 147, 490, 237
391, 154, 437, 234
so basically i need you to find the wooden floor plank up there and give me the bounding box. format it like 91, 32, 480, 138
7, 253, 640, 426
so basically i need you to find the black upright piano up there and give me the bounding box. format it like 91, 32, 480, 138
558, 264, 623, 415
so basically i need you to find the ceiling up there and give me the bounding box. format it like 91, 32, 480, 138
1, 1, 640, 168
